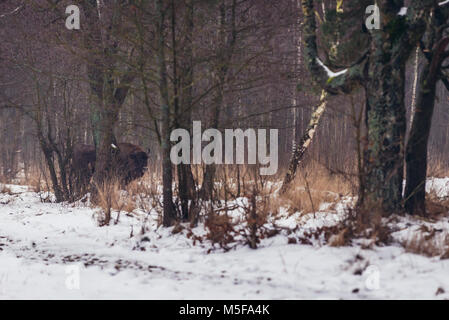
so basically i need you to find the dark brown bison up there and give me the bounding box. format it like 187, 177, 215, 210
72, 142, 149, 191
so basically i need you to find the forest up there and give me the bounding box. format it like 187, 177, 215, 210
0, 0, 449, 300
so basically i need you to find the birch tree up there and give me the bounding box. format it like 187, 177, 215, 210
281, 90, 327, 193
301, 0, 433, 222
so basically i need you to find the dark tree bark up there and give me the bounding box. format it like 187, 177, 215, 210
171, 0, 196, 221
405, 6, 449, 215
362, 54, 407, 217
180, 0, 196, 222
155, 0, 177, 227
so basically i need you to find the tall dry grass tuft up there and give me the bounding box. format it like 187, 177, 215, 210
92, 171, 162, 229
27, 169, 49, 194
279, 162, 353, 215
94, 179, 128, 226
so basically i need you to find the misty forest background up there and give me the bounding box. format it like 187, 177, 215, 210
1, 0, 449, 231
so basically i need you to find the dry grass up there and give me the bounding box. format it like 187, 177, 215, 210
425, 199, 449, 219
279, 163, 353, 215
328, 228, 350, 247
402, 229, 449, 259
422, 180, 449, 219
125, 172, 165, 231
94, 179, 132, 226
28, 170, 49, 193
401, 194, 449, 258
0, 184, 13, 195
428, 159, 449, 178
8, 166, 52, 194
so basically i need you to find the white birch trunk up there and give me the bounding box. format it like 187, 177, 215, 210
281, 90, 328, 193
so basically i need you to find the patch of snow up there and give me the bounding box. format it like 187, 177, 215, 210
316, 58, 348, 79
0, 183, 448, 299
398, 7, 407, 16
426, 178, 449, 199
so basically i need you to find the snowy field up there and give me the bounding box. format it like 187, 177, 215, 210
0, 180, 449, 300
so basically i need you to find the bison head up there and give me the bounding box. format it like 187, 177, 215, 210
114, 143, 149, 184
126, 149, 149, 181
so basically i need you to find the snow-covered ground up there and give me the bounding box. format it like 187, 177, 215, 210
0, 181, 448, 300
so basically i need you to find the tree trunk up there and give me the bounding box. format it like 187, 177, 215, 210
300, 0, 432, 222
92, 108, 118, 186
41, 145, 64, 202
200, 0, 237, 200
82, 0, 131, 191
361, 62, 407, 219
404, 63, 437, 215
410, 47, 420, 127
200, 82, 223, 200
156, 0, 177, 227
405, 36, 449, 215
172, 0, 196, 221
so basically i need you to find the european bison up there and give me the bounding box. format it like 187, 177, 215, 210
72, 142, 149, 191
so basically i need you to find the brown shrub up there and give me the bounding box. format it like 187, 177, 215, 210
205, 213, 237, 251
